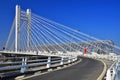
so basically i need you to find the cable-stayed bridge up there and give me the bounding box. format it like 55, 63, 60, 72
0, 5, 120, 80
2, 5, 117, 55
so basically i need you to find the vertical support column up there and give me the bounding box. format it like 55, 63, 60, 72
20, 57, 27, 73
71, 56, 74, 62
15, 5, 20, 52
60, 57, 64, 65
112, 67, 116, 77
68, 57, 71, 63
46, 56, 51, 68
26, 9, 31, 51
106, 69, 111, 80
75, 57, 77, 61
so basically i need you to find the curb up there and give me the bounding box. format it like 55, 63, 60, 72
97, 59, 107, 80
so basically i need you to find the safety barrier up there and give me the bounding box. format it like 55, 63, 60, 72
106, 60, 120, 80
82, 53, 118, 61
0, 55, 77, 76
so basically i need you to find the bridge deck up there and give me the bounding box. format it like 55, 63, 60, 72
102, 59, 114, 68
23, 57, 104, 80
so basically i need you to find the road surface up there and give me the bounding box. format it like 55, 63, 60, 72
25, 57, 104, 80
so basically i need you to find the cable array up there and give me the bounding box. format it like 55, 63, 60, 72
5, 10, 118, 54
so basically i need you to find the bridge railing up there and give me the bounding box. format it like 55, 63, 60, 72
82, 53, 118, 61
0, 50, 77, 57
106, 59, 120, 80
0, 55, 77, 76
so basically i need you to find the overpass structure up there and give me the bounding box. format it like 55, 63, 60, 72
0, 5, 120, 80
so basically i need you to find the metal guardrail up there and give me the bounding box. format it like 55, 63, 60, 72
1, 52, 118, 79
82, 54, 118, 61
0, 51, 76, 57
0, 55, 77, 75
106, 60, 120, 80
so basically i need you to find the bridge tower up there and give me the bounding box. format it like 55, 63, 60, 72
15, 5, 20, 52
26, 9, 31, 51
15, 5, 31, 52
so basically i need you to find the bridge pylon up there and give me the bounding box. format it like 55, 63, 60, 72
15, 5, 20, 52
26, 9, 31, 51
15, 5, 31, 52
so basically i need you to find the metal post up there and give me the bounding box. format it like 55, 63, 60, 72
46, 56, 51, 68
112, 67, 116, 78
26, 9, 31, 51
20, 57, 27, 73
68, 57, 71, 63
106, 69, 111, 80
60, 57, 64, 65
75, 57, 77, 61
15, 5, 20, 52
72, 57, 75, 62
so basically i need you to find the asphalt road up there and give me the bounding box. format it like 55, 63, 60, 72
25, 57, 104, 80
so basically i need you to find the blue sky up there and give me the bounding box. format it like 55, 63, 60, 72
0, 0, 120, 49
